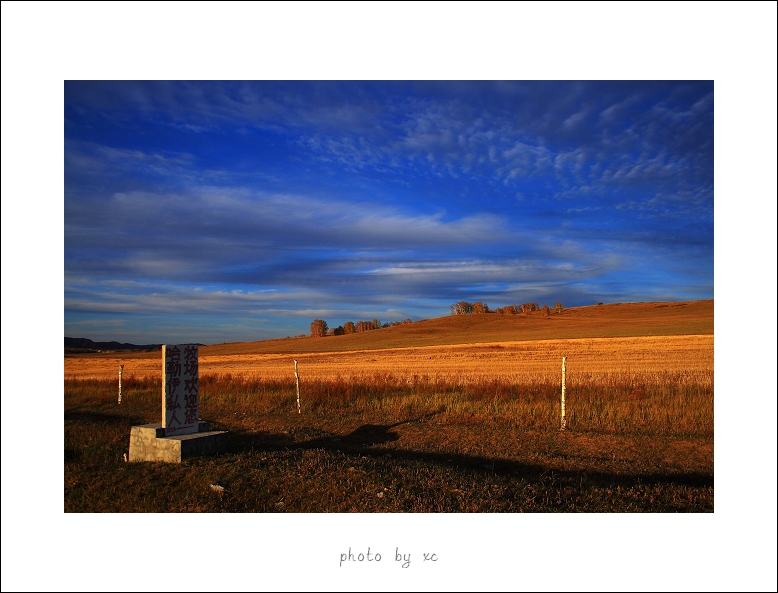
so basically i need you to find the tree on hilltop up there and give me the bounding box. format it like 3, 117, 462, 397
455, 302, 467, 315
310, 319, 328, 337
450, 301, 473, 315
472, 301, 490, 314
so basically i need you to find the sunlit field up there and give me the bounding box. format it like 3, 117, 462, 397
67, 335, 712, 435
65, 302, 713, 512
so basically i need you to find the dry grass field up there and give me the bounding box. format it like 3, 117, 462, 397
67, 335, 712, 382
65, 300, 713, 380
64, 300, 714, 512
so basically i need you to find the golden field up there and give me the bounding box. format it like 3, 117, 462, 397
65, 300, 714, 512
65, 301, 714, 436
66, 334, 713, 385
65, 300, 714, 384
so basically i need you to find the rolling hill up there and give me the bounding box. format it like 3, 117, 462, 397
66, 300, 713, 361
201, 299, 713, 357
64, 337, 163, 353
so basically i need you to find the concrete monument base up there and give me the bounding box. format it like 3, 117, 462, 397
128, 421, 228, 463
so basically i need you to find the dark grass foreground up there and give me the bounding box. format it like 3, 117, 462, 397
65, 375, 713, 512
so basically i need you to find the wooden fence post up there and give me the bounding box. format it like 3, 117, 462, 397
118, 364, 125, 404
294, 360, 301, 414
560, 356, 567, 431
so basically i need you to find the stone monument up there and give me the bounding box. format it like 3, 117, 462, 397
128, 344, 228, 463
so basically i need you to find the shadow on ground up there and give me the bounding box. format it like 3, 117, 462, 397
65, 410, 146, 426
222, 415, 713, 489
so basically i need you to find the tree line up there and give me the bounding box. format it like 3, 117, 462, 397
310, 300, 566, 337
450, 301, 564, 316
310, 318, 412, 337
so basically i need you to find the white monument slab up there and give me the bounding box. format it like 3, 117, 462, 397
162, 344, 199, 436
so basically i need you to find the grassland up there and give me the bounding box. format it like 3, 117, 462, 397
64, 300, 714, 512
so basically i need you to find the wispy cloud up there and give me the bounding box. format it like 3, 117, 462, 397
66, 186, 509, 259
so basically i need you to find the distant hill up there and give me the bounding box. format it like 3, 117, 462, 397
64, 300, 713, 359
64, 337, 162, 353
202, 299, 714, 357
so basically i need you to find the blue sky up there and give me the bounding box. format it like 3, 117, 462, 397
64, 80, 714, 344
